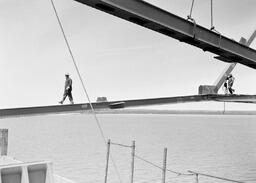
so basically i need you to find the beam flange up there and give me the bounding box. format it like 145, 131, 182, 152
74, 0, 256, 69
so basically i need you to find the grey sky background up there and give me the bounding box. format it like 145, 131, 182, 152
1, 0, 256, 109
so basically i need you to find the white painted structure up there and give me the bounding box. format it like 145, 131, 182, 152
0, 156, 77, 183
0, 129, 77, 183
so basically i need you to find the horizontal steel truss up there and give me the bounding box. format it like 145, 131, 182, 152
74, 0, 256, 69
1, 94, 256, 117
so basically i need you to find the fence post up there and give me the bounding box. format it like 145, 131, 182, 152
195, 173, 199, 183
223, 102, 226, 114
131, 140, 135, 183
162, 148, 167, 183
104, 139, 111, 183
0, 129, 8, 156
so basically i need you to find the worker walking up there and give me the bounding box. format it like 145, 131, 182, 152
223, 74, 235, 95
227, 74, 235, 94
59, 73, 74, 104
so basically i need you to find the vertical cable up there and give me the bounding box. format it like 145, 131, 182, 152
189, 0, 195, 19
210, 0, 213, 29
211, 0, 213, 29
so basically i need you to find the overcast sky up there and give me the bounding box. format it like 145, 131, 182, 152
0, 0, 256, 110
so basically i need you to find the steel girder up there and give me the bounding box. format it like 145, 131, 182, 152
74, 0, 256, 69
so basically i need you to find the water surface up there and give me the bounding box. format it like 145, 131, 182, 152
0, 113, 255, 183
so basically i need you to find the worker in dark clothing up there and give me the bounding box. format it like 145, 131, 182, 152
223, 79, 228, 94
223, 74, 235, 95
227, 74, 235, 94
59, 73, 74, 104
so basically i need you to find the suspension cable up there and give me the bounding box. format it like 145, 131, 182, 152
210, 0, 214, 30
134, 154, 193, 176
209, 0, 222, 45
187, 0, 195, 20
111, 142, 133, 148
49, 1, 123, 182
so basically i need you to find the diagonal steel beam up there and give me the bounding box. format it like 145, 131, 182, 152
213, 30, 256, 93
74, 0, 256, 69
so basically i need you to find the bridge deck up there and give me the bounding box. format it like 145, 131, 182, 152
74, 0, 256, 69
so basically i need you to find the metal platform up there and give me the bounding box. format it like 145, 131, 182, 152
1, 94, 256, 117
74, 0, 256, 69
